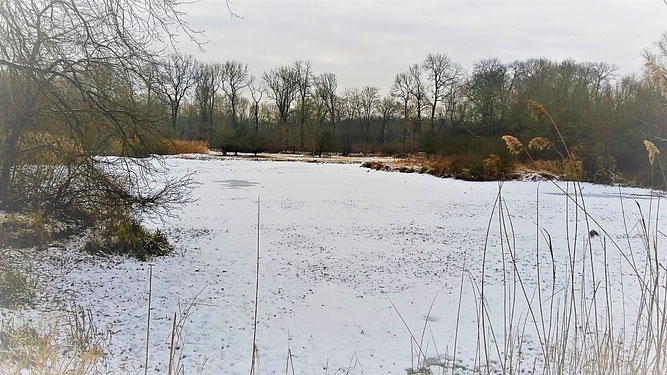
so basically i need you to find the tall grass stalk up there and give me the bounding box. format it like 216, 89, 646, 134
250, 197, 261, 375
396, 102, 666, 375
464, 103, 667, 374
144, 263, 153, 375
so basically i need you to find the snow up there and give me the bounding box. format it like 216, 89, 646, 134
3, 157, 664, 374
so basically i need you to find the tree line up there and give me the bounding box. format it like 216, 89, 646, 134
150, 43, 665, 184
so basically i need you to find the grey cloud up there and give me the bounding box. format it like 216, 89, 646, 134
177, 0, 666, 94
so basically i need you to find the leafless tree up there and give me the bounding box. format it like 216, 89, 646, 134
248, 76, 265, 132
392, 72, 412, 148
220, 60, 250, 129
360, 86, 379, 149
294, 61, 313, 151
376, 95, 399, 144
341, 88, 362, 154
193, 63, 220, 140
586, 62, 618, 104
466, 58, 509, 136
263, 65, 298, 149
423, 53, 464, 130
315, 72, 339, 132
154, 53, 197, 131
407, 64, 428, 142
0, 0, 200, 219
641, 32, 667, 143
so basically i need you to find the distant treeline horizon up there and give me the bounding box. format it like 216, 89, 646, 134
145, 37, 665, 185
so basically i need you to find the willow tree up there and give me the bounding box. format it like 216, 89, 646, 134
0, 0, 199, 223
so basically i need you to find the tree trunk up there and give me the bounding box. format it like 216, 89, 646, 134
254, 106, 259, 132
300, 97, 306, 151
0, 127, 21, 202
430, 100, 437, 132
402, 101, 408, 149
171, 106, 178, 129
209, 95, 215, 141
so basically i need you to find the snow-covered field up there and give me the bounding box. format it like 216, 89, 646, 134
6, 157, 664, 374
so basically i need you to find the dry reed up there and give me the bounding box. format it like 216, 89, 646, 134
166, 139, 209, 155
501, 135, 524, 155
643, 140, 660, 166
526, 99, 548, 120
646, 62, 667, 97
528, 137, 552, 151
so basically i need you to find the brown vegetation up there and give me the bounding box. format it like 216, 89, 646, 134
165, 139, 209, 155
362, 153, 511, 181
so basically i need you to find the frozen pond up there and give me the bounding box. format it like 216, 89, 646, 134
26, 157, 664, 374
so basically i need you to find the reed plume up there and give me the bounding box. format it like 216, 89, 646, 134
643, 140, 660, 166
528, 137, 552, 151
526, 99, 548, 120
646, 62, 667, 98
502, 135, 524, 155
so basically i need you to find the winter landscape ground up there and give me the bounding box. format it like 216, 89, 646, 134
2, 156, 663, 374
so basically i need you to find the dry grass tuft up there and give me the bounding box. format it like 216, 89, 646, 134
166, 139, 209, 155
0, 267, 36, 309
528, 137, 552, 151
643, 140, 660, 166
0, 311, 109, 375
563, 154, 584, 180
526, 99, 548, 120
501, 135, 524, 155
483, 154, 503, 179
361, 161, 390, 171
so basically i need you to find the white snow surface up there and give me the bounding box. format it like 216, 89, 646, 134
5, 158, 664, 374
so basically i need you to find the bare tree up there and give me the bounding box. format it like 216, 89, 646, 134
0, 0, 199, 218
193, 63, 219, 140
341, 88, 362, 154
360, 86, 379, 150
586, 62, 618, 104
392, 72, 412, 148
407, 64, 428, 142
248, 76, 265, 132
376, 95, 399, 144
263, 65, 298, 149
220, 60, 250, 130
466, 58, 509, 136
154, 53, 197, 131
641, 32, 667, 143
315, 72, 339, 132
294, 61, 313, 151
423, 53, 464, 130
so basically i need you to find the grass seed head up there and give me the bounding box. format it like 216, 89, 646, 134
528, 137, 552, 151
502, 135, 524, 155
646, 62, 667, 98
526, 99, 548, 120
643, 140, 660, 166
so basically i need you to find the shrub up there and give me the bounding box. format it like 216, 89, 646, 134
0, 212, 50, 249
0, 267, 36, 309
165, 139, 209, 155
83, 216, 172, 260
483, 154, 503, 179
0, 313, 107, 373
563, 154, 584, 181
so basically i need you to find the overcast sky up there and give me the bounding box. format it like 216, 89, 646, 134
178, 0, 666, 94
